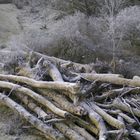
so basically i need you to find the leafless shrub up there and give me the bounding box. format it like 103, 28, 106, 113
115, 6, 140, 45
9, 12, 97, 62
19, 12, 87, 52
10, 1, 140, 63
86, 1, 140, 59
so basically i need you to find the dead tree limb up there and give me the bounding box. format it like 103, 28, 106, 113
81, 102, 107, 140
73, 73, 123, 80
15, 93, 49, 120
0, 93, 65, 140
95, 87, 140, 102
75, 73, 140, 87
30, 51, 94, 73
105, 110, 136, 126
89, 102, 125, 129
113, 98, 140, 118
0, 74, 80, 94
47, 97, 98, 135
42, 59, 64, 82
38, 59, 83, 105
119, 113, 136, 126
0, 81, 70, 118
38, 89, 87, 116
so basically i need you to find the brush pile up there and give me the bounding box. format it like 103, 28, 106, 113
0, 51, 140, 140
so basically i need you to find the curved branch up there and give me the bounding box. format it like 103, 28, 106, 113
0, 74, 80, 94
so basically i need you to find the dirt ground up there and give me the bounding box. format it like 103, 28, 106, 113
0, 4, 21, 44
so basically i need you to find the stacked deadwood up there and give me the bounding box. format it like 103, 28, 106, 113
0, 51, 140, 140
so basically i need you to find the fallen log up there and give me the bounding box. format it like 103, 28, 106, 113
30, 51, 95, 73
38, 89, 87, 116
81, 102, 107, 140
89, 102, 125, 129
42, 59, 64, 82
1, 51, 140, 140
0, 81, 70, 118
45, 97, 98, 135
0, 74, 80, 94
75, 73, 140, 87
73, 73, 123, 80
113, 98, 140, 118
37, 58, 82, 105
15, 93, 49, 120
14, 61, 82, 103
0, 93, 65, 140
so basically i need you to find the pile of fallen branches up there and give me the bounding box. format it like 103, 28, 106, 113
0, 51, 140, 140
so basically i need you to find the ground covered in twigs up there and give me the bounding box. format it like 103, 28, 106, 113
0, 51, 140, 140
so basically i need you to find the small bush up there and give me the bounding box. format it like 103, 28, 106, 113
10, 1, 140, 63
115, 6, 140, 43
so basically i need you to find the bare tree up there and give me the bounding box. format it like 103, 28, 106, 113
96, 0, 126, 72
